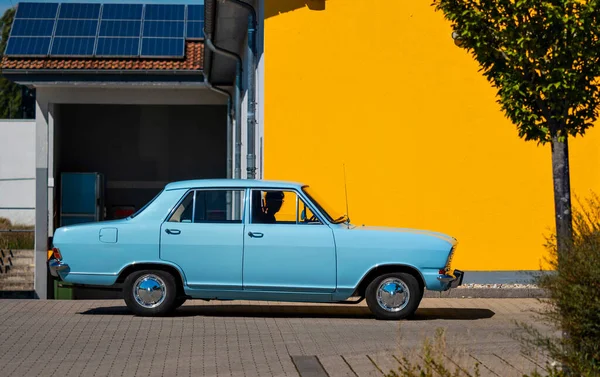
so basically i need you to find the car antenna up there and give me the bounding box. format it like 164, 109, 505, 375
343, 163, 350, 225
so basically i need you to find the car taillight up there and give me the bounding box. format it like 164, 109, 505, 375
52, 247, 62, 260
439, 269, 447, 275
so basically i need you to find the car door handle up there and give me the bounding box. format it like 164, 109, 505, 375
248, 232, 263, 238
165, 229, 181, 235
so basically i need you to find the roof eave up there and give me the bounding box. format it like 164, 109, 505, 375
2, 71, 206, 87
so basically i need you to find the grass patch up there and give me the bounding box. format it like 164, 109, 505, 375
0, 217, 34, 249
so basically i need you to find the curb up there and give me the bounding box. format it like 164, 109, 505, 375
424, 288, 547, 298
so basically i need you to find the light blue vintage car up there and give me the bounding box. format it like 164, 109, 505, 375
49, 179, 463, 319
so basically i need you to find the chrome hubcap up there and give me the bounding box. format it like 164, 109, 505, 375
376, 278, 410, 312
133, 274, 166, 308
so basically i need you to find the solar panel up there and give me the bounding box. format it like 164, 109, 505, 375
50, 36, 95, 56
10, 19, 55, 36
140, 37, 184, 58
144, 4, 185, 21
55, 19, 98, 37
15, 2, 58, 19
186, 21, 204, 39
5, 36, 51, 56
99, 21, 141, 37
58, 3, 101, 19
101, 4, 143, 20
96, 37, 140, 57
143, 21, 184, 38
187, 5, 204, 22
5, 2, 202, 59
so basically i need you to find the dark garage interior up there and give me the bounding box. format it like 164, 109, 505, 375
54, 104, 227, 224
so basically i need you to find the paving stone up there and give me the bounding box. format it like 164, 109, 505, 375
0, 298, 552, 377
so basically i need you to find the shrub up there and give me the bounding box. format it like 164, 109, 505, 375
516, 193, 600, 376
385, 328, 480, 377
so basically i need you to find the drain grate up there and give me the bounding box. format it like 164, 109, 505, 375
291, 355, 329, 377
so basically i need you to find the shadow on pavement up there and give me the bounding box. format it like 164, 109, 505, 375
80, 305, 495, 320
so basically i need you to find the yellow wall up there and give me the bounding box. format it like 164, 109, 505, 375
263, 0, 600, 270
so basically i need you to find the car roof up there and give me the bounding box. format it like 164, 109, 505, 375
164, 179, 306, 191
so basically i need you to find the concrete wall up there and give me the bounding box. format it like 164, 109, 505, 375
263, 0, 600, 271
0, 120, 35, 226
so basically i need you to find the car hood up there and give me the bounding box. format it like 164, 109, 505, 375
347, 225, 457, 246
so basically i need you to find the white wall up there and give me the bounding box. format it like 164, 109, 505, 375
0, 120, 35, 225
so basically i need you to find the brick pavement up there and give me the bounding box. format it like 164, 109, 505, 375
0, 298, 552, 377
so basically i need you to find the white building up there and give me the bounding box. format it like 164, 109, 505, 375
1, 0, 264, 298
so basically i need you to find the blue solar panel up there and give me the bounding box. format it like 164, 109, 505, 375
5, 36, 50, 55
187, 5, 204, 21
186, 21, 204, 39
6, 2, 197, 59
144, 4, 185, 21
58, 3, 101, 19
55, 19, 98, 37
51, 37, 95, 56
99, 20, 141, 37
143, 21, 184, 38
141, 37, 184, 57
96, 37, 140, 57
10, 19, 55, 36
15, 2, 58, 19
101, 4, 143, 20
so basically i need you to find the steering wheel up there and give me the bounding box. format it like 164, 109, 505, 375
305, 214, 318, 223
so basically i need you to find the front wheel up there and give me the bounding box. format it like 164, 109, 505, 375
123, 270, 177, 316
365, 272, 422, 320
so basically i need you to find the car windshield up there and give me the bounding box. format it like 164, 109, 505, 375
302, 186, 348, 224
128, 190, 163, 219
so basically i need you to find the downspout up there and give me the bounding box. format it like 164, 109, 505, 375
204, 37, 243, 182
204, 80, 233, 181
204, 79, 234, 217
224, 0, 257, 179
204, 0, 235, 216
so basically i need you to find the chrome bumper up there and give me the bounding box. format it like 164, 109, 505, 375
437, 269, 464, 289
48, 259, 69, 278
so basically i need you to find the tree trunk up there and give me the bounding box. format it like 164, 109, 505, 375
551, 134, 573, 257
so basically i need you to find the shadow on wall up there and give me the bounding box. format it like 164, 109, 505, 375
265, 0, 326, 19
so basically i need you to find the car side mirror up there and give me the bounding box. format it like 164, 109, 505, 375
300, 208, 306, 221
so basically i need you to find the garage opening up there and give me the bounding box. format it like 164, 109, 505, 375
54, 104, 227, 225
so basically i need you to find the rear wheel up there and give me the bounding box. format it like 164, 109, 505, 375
123, 270, 177, 316
365, 272, 422, 320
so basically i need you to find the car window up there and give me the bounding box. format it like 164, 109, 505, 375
194, 189, 244, 223
168, 191, 194, 223
250, 189, 321, 225
298, 198, 321, 224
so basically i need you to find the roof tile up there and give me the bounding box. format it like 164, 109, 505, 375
1, 41, 203, 72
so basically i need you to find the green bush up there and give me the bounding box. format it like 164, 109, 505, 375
516, 193, 600, 377
0, 217, 34, 249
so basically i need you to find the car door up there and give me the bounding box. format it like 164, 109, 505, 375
243, 188, 336, 293
160, 188, 245, 290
